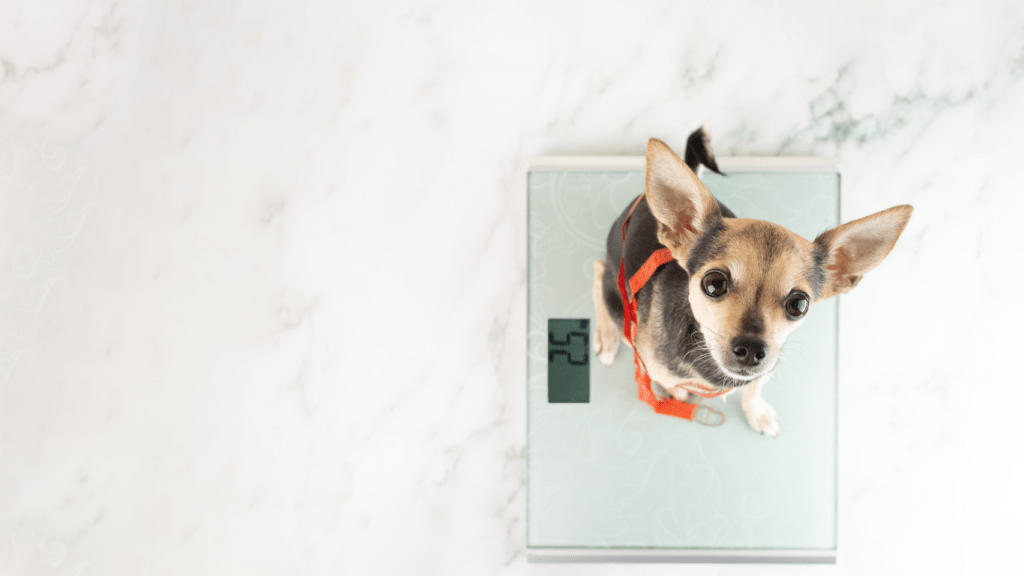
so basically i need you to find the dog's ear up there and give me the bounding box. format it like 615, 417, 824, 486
813, 205, 913, 300
645, 138, 721, 262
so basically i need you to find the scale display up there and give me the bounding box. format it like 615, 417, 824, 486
526, 158, 841, 563
547, 319, 590, 403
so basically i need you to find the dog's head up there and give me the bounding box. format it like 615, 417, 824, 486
645, 138, 912, 382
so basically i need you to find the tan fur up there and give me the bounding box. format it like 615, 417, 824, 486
741, 374, 778, 437
592, 260, 621, 366
685, 219, 815, 380
815, 205, 914, 299
646, 139, 719, 258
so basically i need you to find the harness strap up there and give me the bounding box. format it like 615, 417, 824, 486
618, 195, 726, 425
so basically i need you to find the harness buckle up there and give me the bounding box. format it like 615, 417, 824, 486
693, 405, 726, 427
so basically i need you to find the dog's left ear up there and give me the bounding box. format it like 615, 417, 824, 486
645, 138, 722, 263
813, 205, 913, 300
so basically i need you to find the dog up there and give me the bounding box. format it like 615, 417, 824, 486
592, 129, 912, 437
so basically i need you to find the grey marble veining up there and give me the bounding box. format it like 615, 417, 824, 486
1, 0, 1022, 574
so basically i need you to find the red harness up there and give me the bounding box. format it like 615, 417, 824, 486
616, 194, 726, 426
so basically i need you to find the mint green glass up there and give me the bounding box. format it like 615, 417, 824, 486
526, 166, 840, 561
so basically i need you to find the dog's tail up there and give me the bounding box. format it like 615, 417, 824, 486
684, 126, 724, 176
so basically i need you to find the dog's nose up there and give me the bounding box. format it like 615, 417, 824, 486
731, 338, 767, 367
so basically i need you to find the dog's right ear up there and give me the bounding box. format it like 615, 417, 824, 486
645, 138, 722, 262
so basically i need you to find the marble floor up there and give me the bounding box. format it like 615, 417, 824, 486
1, 0, 1023, 574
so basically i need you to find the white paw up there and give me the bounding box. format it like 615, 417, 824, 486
594, 332, 618, 366
744, 402, 779, 438
668, 386, 690, 402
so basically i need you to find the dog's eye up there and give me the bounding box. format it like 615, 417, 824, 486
784, 291, 810, 319
701, 270, 729, 298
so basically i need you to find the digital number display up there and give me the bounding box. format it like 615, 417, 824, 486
547, 318, 589, 403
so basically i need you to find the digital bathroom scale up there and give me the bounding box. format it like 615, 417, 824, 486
526, 156, 841, 564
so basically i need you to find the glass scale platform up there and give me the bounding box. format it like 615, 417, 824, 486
526, 156, 841, 563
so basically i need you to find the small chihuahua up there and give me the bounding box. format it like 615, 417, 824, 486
592, 129, 912, 437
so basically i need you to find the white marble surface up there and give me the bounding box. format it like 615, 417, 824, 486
1, 0, 1022, 574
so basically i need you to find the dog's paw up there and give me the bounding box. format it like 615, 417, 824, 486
744, 402, 779, 438
591, 259, 620, 366
668, 386, 690, 402
594, 333, 618, 366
